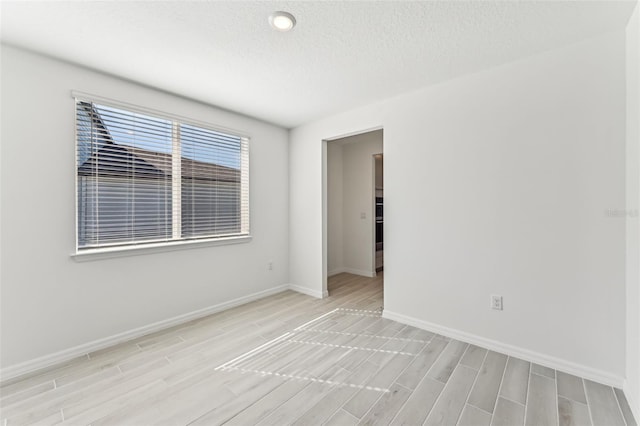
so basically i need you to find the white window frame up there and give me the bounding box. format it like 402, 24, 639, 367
71, 91, 251, 261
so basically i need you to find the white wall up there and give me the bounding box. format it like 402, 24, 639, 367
626, 1, 640, 419
327, 131, 383, 277
341, 131, 382, 277
327, 142, 344, 275
0, 46, 290, 372
290, 30, 627, 384
290, 127, 323, 296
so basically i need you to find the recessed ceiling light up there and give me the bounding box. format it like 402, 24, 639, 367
269, 11, 296, 32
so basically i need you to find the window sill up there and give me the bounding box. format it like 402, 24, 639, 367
71, 235, 252, 262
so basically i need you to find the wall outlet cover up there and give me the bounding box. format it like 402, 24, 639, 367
491, 295, 503, 310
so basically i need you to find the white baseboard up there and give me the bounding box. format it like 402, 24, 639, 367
343, 268, 376, 278
383, 309, 625, 388
328, 267, 376, 278
0, 284, 290, 384
288, 284, 328, 299
328, 267, 346, 277
623, 381, 640, 424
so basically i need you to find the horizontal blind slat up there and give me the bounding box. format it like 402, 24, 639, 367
76, 99, 249, 250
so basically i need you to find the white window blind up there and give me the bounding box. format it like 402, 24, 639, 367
76, 98, 249, 251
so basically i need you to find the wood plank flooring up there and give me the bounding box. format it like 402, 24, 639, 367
1, 273, 636, 426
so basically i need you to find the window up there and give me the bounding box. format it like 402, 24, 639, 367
75, 97, 249, 252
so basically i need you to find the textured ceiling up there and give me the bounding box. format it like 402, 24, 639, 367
1, 1, 636, 128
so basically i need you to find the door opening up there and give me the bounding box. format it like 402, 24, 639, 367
324, 129, 384, 301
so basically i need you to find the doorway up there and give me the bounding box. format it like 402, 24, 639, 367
325, 129, 383, 298
374, 154, 383, 274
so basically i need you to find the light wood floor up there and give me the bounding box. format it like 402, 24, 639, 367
1, 273, 636, 426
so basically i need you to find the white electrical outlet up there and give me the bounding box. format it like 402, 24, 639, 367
491, 295, 503, 310
268, 261, 273, 271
